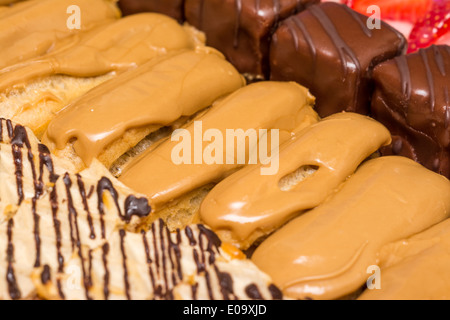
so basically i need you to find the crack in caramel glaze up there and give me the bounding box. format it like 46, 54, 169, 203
252, 157, 450, 300
200, 113, 392, 249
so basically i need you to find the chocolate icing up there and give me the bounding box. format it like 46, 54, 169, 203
270, 2, 407, 117
372, 45, 450, 178
118, 0, 185, 23
185, 0, 319, 77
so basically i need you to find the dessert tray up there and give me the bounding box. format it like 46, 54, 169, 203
0, 0, 449, 300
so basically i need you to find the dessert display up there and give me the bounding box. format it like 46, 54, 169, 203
1, 0, 450, 301
371, 44, 450, 178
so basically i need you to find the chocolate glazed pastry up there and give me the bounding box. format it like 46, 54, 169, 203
372, 45, 450, 178
185, 0, 319, 79
270, 2, 407, 117
118, 0, 185, 23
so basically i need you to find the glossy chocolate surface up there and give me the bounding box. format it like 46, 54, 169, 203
118, 0, 185, 22
372, 45, 450, 178
185, 0, 319, 77
270, 2, 406, 117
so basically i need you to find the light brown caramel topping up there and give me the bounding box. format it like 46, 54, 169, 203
0, 13, 196, 93
0, 0, 120, 71
252, 156, 450, 300
119, 81, 318, 208
359, 219, 450, 300
200, 113, 392, 248
43, 48, 244, 166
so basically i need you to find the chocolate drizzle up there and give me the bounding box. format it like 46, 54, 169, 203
245, 284, 263, 300
63, 173, 92, 300
6, 219, 21, 300
233, 0, 242, 48
76, 174, 96, 239
309, 5, 361, 90
97, 178, 151, 234
101, 243, 110, 300
119, 229, 131, 300
420, 49, 436, 112
395, 55, 412, 103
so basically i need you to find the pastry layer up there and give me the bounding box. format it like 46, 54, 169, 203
0, 118, 281, 300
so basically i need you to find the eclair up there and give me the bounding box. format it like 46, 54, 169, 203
200, 113, 392, 249
358, 219, 450, 300
0, 0, 120, 70
251, 156, 450, 300
0, 13, 198, 138
118, 81, 318, 228
42, 48, 245, 172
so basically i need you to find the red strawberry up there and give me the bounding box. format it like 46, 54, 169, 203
408, 0, 450, 53
351, 0, 433, 23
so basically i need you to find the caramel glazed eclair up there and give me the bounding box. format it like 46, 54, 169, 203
0, 0, 207, 138
0, 118, 283, 300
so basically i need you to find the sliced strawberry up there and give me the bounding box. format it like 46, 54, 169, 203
351, 0, 433, 23
408, 0, 450, 53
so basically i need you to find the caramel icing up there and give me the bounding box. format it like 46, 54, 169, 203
0, 13, 196, 93
0, 0, 120, 71
119, 81, 318, 208
0, 118, 281, 300
358, 219, 450, 300
252, 156, 450, 300
43, 48, 244, 167
200, 113, 392, 248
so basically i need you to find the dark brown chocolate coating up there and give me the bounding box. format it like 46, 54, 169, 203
270, 2, 406, 117
118, 0, 185, 23
372, 45, 450, 178
185, 0, 319, 78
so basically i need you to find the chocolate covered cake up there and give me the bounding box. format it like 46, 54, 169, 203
372, 45, 450, 178
184, 0, 319, 78
270, 2, 407, 117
